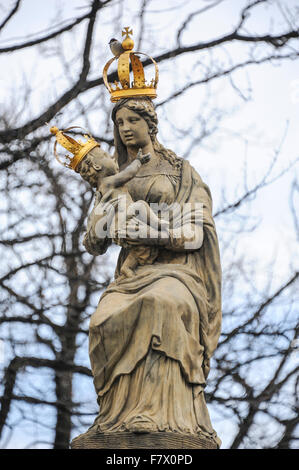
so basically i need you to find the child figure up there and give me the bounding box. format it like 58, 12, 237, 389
79, 146, 168, 279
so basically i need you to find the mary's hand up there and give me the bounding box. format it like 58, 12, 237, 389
115, 215, 169, 247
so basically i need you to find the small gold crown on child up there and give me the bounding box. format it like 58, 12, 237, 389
49, 126, 99, 171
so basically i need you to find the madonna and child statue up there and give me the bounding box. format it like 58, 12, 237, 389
50, 28, 222, 449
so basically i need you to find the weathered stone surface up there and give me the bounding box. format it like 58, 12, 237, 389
71, 429, 218, 449
68, 98, 222, 448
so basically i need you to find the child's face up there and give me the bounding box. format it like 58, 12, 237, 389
78, 147, 118, 187
89, 147, 119, 177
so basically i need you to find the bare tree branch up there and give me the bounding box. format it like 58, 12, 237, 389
0, 0, 21, 31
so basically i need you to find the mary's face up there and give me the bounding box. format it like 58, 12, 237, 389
115, 107, 151, 150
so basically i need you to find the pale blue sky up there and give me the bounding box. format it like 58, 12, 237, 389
0, 0, 298, 449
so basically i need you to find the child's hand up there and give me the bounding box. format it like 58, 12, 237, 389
139, 153, 151, 164
136, 148, 151, 165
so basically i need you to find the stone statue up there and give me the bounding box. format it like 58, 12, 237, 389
50, 28, 222, 449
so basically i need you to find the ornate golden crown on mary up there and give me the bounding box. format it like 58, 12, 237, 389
103, 26, 159, 102
50, 27, 158, 171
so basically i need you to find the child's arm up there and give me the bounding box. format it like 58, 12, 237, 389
106, 150, 151, 188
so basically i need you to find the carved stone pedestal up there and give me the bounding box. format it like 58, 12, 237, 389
70, 428, 218, 449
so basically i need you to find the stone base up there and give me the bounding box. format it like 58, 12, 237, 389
70, 428, 218, 449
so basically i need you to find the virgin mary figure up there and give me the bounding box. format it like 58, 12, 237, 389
79, 97, 222, 447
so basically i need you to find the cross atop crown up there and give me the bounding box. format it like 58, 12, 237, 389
122, 27, 133, 38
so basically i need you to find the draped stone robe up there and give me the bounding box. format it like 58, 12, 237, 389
83, 158, 222, 446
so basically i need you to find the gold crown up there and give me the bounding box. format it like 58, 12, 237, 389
50, 126, 99, 171
103, 27, 159, 102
